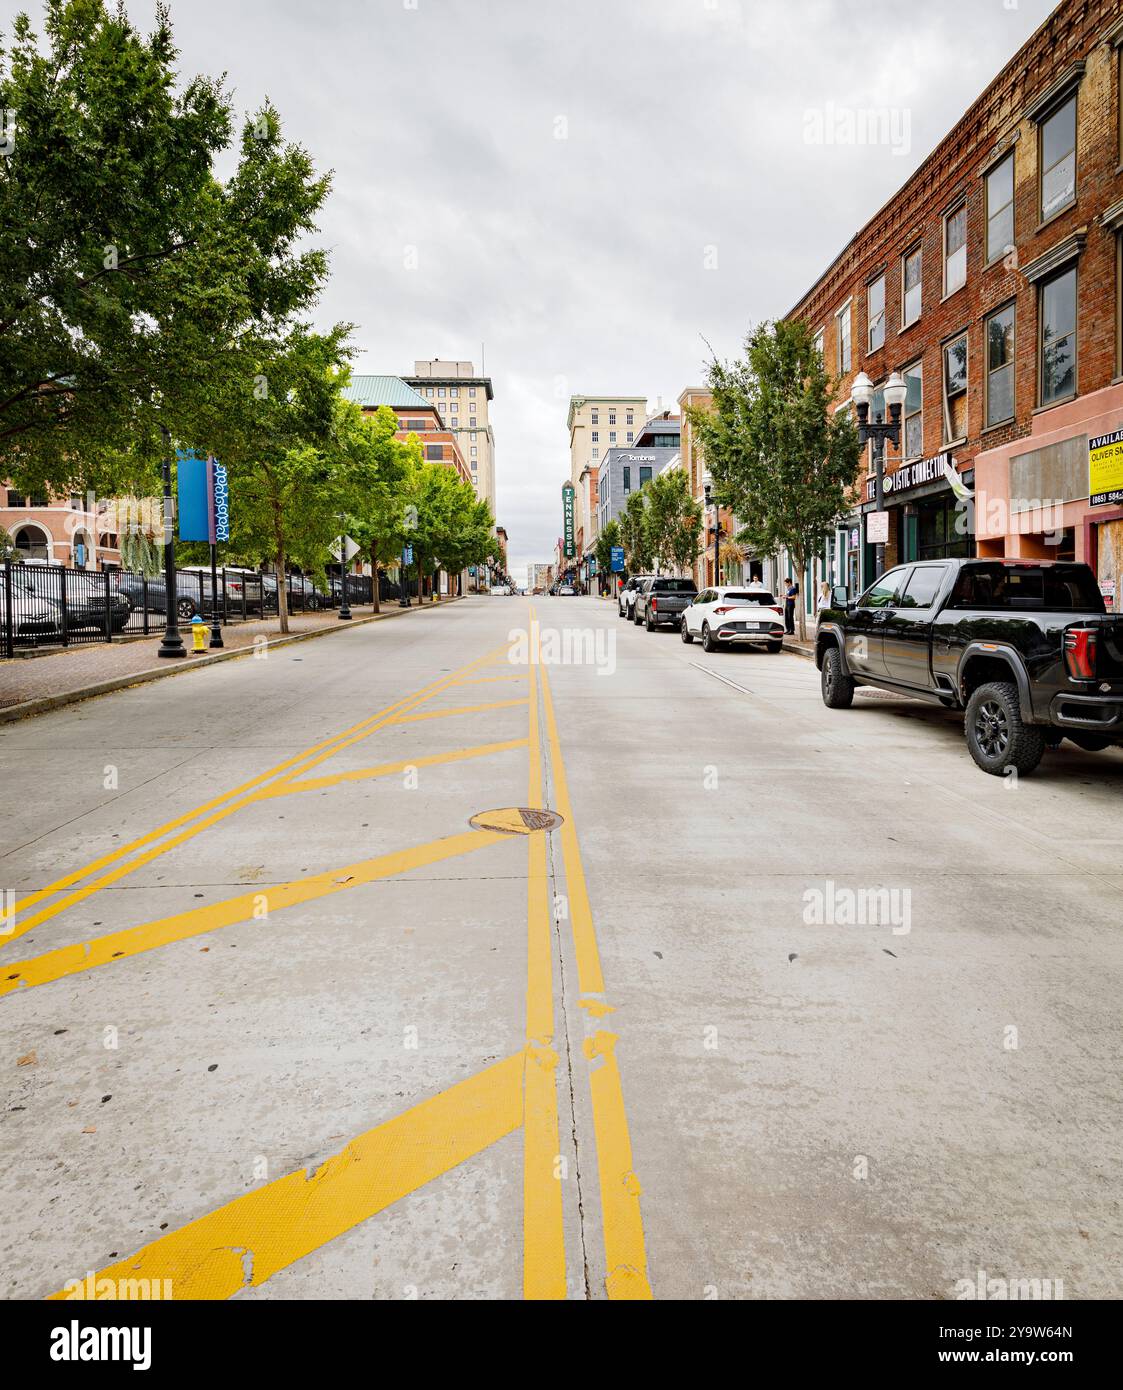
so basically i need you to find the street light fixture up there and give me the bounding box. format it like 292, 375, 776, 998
703, 481, 721, 587
851, 369, 905, 578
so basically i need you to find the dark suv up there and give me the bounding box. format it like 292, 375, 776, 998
816, 558, 1123, 775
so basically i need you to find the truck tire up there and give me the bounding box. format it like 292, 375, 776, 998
680, 619, 694, 644
645, 610, 655, 631
965, 681, 1045, 777
820, 646, 854, 708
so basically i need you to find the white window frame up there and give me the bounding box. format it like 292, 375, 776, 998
901, 247, 922, 328
943, 203, 967, 297
835, 300, 852, 374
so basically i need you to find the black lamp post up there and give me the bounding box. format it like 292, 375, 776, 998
157, 425, 186, 658
703, 481, 722, 587
337, 518, 352, 620
850, 370, 907, 580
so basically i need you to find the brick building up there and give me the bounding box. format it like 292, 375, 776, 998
341, 375, 473, 486
787, 0, 1123, 614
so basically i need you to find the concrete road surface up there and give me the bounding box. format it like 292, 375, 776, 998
2, 595, 1121, 1300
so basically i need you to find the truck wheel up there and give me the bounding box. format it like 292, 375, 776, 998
645, 611, 655, 631
680, 619, 694, 644
965, 681, 1045, 776
820, 646, 854, 708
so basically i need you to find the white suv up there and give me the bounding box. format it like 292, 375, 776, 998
618, 574, 653, 619
681, 586, 785, 653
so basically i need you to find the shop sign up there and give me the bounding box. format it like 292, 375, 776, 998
866, 511, 889, 544
865, 451, 956, 502
562, 483, 575, 558
1089, 429, 1123, 508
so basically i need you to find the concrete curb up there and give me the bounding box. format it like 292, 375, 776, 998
0, 597, 464, 725
782, 641, 815, 661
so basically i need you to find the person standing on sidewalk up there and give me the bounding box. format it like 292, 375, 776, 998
784, 576, 799, 634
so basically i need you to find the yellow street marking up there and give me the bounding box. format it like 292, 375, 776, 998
2, 830, 506, 998
539, 648, 651, 1300
454, 673, 527, 685
48, 1053, 525, 1301
522, 629, 566, 1299
388, 698, 528, 725
252, 739, 530, 801
4, 643, 511, 947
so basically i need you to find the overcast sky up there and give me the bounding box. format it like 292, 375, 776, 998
96, 0, 1058, 578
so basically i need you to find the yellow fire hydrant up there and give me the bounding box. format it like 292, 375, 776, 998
191, 615, 206, 653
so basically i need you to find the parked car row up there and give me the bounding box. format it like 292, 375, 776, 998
618, 575, 785, 653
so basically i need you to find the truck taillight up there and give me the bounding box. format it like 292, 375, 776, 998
1064, 627, 1098, 680
651, 598, 658, 610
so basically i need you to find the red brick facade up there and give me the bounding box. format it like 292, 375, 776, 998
787, 0, 1123, 593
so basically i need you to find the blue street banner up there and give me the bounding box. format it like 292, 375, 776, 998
402, 545, 414, 566
177, 450, 230, 543
610, 546, 625, 572
176, 449, 209, 542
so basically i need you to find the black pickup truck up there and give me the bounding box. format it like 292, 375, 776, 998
816, 558, 1123, 776
635, 576, 698, 630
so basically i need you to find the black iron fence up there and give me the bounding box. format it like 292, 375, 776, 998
0, 562, 373, 658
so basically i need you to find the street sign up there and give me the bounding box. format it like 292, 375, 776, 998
562, 482, 575, 559
329, 535, 360, 564
1090, 429, 1123, 508
401, 545, 413, 566
610, 546, 625, 572
866, 510, 889, 544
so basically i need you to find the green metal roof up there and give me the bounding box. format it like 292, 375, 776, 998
342, 375, 433, 410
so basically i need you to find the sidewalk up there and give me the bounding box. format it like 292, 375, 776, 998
0, 599, 460, 719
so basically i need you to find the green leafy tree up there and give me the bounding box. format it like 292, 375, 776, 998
342, 406, 414, 613
643, 469, 702, 576
0, 2, 330, 498
593, 519, 622, 590
620, 489, 653, 574
688, 319, 859, 640
199, 325, 352, 633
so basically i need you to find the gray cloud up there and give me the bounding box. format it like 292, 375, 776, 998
154, 0, 1055, 577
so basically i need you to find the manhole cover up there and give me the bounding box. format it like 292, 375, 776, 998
469, 806, 563, 835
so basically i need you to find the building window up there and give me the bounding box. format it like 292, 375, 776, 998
591, 410, 599, 424
609, 431, 617, 443
470, 416, 477, 427
438, 386, 446, 396
627, 432, 634, 443
985, 303, 1016, 428
902, 247, 922, 327
867, 274, 885, 353
1039, 95, 1076, 222
836, 301, 851, 373
470, 446, 478, 456
425, 445, 443, 460
944, 204, 966, 296
985, 154, 1014, 265
450, 386, 459, 397
1039, 265, 1077, 405
903, 361, 923, 459
626, 412, 634, 425
591, 431, 599, 443
469, 387, 477, 396
609, 412, 616, 425
623, 467, 631, 493
942, 333, 968, 443
639, 466, 652, 486
813, 328, 825, 362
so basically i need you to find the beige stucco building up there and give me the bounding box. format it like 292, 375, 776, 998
566, 394, 647, 563
405, 360, 496, 516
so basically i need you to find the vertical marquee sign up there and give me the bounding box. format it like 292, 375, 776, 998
562, 481, 575, 559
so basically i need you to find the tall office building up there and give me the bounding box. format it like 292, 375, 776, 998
405, 360, 496, 515
566, 394, 647, 566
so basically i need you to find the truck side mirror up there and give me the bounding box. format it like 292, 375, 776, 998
831, 584, 849, 608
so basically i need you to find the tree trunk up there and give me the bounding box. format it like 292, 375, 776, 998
370, 543, 380, 613
273, 505, 289, 635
